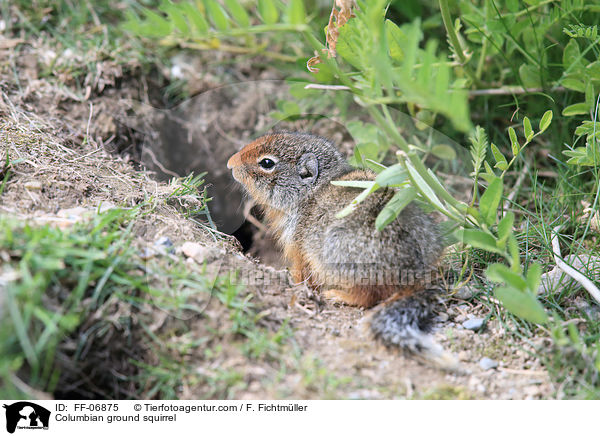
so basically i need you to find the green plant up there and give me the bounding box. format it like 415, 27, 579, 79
123, 0, 310, 62
0, 207, 142, 396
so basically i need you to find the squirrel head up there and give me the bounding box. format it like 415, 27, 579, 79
227, 132, 351, 211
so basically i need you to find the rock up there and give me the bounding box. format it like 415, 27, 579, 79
457, 351, 469, 362
97, 202, 116, 213
455, 314, 467, 323
479, 357, 498, 370
181, 241, 219, 264
138, 247, 156, 261
573, 296, 600, 320
155, 236, 174, 248
538, 255, 600, 295
24, 180, 42, 190
154, 236, 175, 254
57, 206, 89, 219
463, 317, 485, 331
454, 284, 478, 300
436, 312, 449, 322
523, 385, 542, 398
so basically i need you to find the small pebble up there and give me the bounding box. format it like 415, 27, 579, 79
181, 241, 219, 263
479, 357, 498, 370
138, 247, 155, 261
454, 284, 478, 300
457, 351, 469, 361
155, 236, 174, 247
455, 314, 467, 323
24, 180, 42, 190
436, 312, 449, 322
154, 236, 175, 254
463, 317, 485, 331
57, 206, 88, 219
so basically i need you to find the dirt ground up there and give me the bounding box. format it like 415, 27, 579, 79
0, 39, 556, 399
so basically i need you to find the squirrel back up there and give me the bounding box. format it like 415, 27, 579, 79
228, 131, 458, 370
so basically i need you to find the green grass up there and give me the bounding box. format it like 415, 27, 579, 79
0, 188, 297, 399
0, 206, 140, 397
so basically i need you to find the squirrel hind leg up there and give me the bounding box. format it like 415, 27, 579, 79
324, 285, 418, 308
369, 294, 464, 373
324, 288, 373, 307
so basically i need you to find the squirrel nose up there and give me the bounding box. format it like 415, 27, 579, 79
227, 152, 240, 169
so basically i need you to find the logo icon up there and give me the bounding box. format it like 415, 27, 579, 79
3, 402, 50, 434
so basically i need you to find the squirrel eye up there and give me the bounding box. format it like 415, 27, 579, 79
258, 158, 276, 170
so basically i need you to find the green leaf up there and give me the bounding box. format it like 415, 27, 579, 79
575, 120, 600, 137
350, 143, 380, 167
375, 164, 407, 187
526, 263, 542, 294
181, 2, 209, 34
479, 177, 503, 226
140, 8, 173, 37
258, 0, 278, 24
494, 161, 508, 172
469, 125, 488, 176
562, 102, 590, 116
563, 39, 583, 72
563, 147, 589, 165
483, 161, 496, 178
486, 263, 527, 291
507, 233, 520, 269
336, 22, 364, 70
585, 82, 596, 107
385, 19, 405, 62
494, 286, 549, 324
523, 117, 533, 141
404, 161, 447, 214
539, 110, 553, 132
490, 143, 507, 167
506, 0, 519, 12
375, 187, 417, 230
456, 229, 503, 254
280, 100, 300, 116
508, 127, 519, 156
224, 0, 250, 27
160, 1, 190, 34
204, 0, 230, 30
431, 144, 457, 160
287, 0, 306, 25
562, 77, 586, 93
347, 121, 379, 144
587, 61, 600, 81
519, 64, 541, 88
497, 211, 514, 242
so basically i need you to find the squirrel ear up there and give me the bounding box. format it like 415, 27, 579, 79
297, 152, 319, 184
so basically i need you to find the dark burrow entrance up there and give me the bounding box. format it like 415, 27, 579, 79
131, 80, 358, 267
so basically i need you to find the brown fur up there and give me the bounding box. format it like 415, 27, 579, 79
227, 132, 443, 309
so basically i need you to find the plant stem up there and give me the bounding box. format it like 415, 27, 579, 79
439, 0, 467, 65
439, 0, 480, 86
179, 41, 298, 63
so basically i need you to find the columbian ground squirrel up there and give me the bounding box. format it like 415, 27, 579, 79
228, 131, 457, 369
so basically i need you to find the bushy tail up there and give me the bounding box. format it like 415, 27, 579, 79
369, 292, 461, 372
